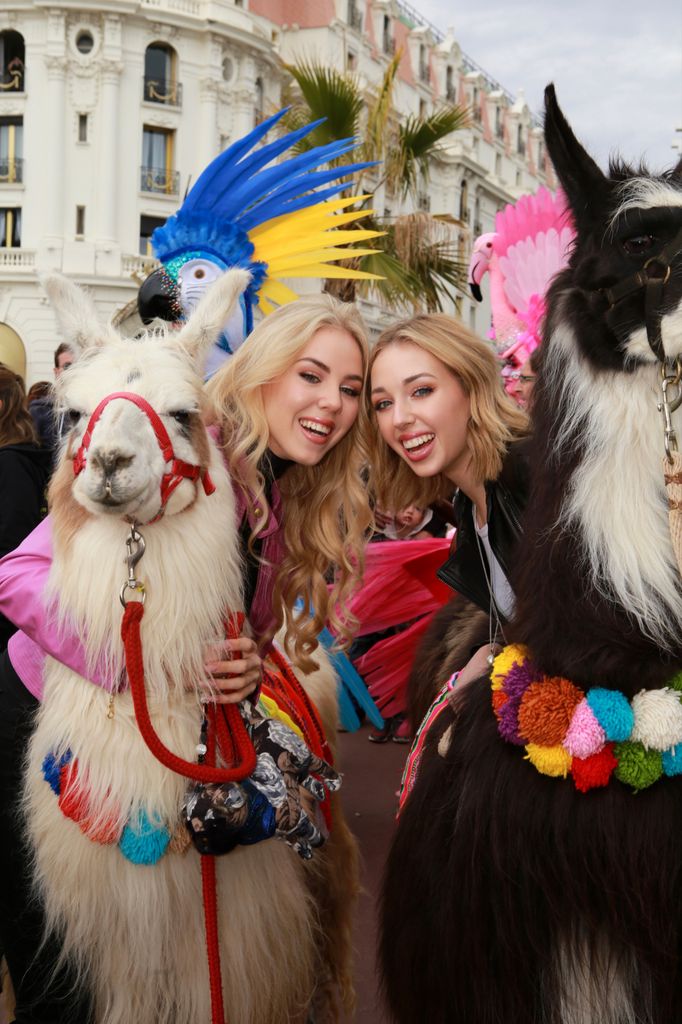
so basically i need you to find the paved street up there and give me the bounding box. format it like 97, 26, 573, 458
338, 726, 409, 1024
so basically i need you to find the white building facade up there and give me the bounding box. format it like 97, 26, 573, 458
0, 0, 552, 383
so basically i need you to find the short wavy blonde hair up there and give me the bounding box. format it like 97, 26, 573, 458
367, 313, 528, 511
208, 295, 372, 671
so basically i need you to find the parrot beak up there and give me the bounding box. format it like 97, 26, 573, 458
137, 267, 183, 325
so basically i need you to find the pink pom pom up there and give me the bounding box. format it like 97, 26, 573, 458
563, 698, 606, 758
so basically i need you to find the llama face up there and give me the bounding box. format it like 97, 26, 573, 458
543, 85, 682, 370
58, 339, 209, 521
44, 269, 250, 523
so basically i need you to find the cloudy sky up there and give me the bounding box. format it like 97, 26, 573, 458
417, 0, 682, 172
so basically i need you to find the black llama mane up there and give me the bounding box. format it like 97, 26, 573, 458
381, 85, 682, 1024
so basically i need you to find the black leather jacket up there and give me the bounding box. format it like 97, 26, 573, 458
437, 439, 530, 619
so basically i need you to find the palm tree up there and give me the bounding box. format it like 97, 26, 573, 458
279, 56, 471, 310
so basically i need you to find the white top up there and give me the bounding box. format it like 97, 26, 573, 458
473, 509, 516, 620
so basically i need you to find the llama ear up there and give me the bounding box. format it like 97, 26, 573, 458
544, 84, 609, 231
41, 273, 103, 357
173, 268, 252, 364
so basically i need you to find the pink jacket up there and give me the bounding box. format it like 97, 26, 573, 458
0, 482, 285, 701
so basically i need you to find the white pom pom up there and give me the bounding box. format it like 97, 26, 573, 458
631, 688, 682, 751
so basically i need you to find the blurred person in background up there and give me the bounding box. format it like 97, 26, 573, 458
28, 342, 73, 458
0, 366, 51, 649
510, 348, 540, 410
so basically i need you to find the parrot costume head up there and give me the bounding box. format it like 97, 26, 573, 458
138, 109, 383, 377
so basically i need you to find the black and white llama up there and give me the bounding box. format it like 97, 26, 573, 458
380, 86, 682, 1024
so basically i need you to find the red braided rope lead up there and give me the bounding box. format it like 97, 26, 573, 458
121, 601, 256, 783
121, 601, 257, 1024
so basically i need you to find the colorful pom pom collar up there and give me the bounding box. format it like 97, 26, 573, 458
491, 644, 682, 792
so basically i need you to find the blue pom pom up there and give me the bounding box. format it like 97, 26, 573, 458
119, 810, 170, 866
662, 745, 682, 777
586, 688, 634, 742
42, 750, 72, 795
238, 780, 276, 847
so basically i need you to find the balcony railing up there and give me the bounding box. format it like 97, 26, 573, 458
417, 192, 431, 212
0, 157, 23, 184
122, 253, 160, 277
0, 68, 25, 93
419, 62, 429, 84
0, 247, 34, 270
142, 76, 182, 107
495, 123, 504, 140
445, 84, 456, 103
517, 138, 526, 156
140, 166, 180, 195
383, 34, 396, 55
348, 3, 363, 30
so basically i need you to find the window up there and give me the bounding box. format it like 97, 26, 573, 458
517, 124, 525, 155
419, 98, 426, 118
0, 117, 22, 183
141, 127, 178, 194
419, 45, 429, 84
75, 206, 85, 237
347, 51, 357, 71
0, 31, 25, 92
78, 114, 88, 143
495, 153, 502, 178
139, 214, 166, 255
459, 179, 468, 223
495, 107, 504, 140
76, 31, 94, 55
445, 66, 455, 103
144, 43, 180, 106
0, 207, 21, 247
254, 77, 264, 127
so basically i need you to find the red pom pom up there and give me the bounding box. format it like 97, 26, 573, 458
58, 761, 120, 843
571, 743, 618, 793
492, 690, 508, 716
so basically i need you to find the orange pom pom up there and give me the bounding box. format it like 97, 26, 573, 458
518, 677, 583, 745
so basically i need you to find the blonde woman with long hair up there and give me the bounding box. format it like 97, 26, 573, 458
208, 292, 372, 672
368, 313, 529, 724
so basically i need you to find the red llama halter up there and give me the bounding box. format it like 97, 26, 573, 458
72, 391, 215, 521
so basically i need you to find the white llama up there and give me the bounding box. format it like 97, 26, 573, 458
23, 270, 357, 1024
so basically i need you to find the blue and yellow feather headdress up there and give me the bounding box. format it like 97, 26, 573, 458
138, 109, 381, 368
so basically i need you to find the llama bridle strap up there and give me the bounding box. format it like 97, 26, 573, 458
601, 224, 682, 363
72, 391, 216, 515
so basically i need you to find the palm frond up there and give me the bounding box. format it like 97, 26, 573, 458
363, 51, 401, 164
281, 62, 363, 153
388, 105, 471, 197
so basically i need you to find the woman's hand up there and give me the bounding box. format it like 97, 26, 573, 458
451, 643, 500, 692
202, 636, 262, 704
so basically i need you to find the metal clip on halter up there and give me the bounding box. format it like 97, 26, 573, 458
120, 524, 146, 606
658, 362, 682, 462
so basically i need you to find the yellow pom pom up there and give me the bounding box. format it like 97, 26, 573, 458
491, 644, 529, 690
525, 743, 572, 778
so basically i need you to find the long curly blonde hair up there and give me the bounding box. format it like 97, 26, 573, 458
367, 313, 528, 511
208, 295, 372, 671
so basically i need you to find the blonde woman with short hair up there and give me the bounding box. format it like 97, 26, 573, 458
368, 313, 529, 696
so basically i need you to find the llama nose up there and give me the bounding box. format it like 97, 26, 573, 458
91, 449, 134, 477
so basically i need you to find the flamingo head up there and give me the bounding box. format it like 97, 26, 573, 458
467, 232, 497, 302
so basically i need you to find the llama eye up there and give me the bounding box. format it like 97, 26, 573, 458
622, 235, 655, 256
67, 409, 82, 425
170, 410, 191, 426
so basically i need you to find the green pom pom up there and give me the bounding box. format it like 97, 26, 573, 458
668, 672, 682, 693
613, 741, 663, 791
